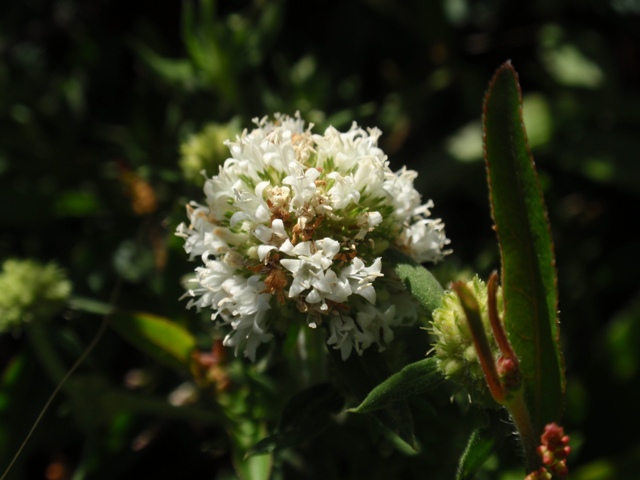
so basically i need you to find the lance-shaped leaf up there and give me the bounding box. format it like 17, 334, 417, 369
110, 312, 196, 372
456, 421, 509, 480
348, 357, 441, 414
483, 62, 565, 433
330, 348, 418, 450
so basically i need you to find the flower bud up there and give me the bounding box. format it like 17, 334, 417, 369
430, 276, 503, 405
179, 119, 242, 185
0, 259, 71, 333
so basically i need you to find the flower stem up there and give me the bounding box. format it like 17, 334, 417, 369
454, 277, 541, 472
452, 281, 505, 403
487, 271, 516, 360
508, 390, 542, 472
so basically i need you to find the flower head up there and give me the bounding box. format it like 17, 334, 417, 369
430, 276, 504, 405
177, 113, 450, 360
0, 259, 71, 333
179, 119, 242, 186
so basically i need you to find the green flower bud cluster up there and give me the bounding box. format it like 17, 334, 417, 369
0, 259, 71, 333
430, 276, 504, 406
179, 119, 242, 185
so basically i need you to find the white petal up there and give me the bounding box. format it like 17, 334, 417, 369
257, 245, 277, 262
271, 219, 287, 237
279, 258, 301, 273
279, 239, 295, 255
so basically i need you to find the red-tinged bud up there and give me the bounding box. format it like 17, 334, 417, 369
524, 467, 552, 480
541, 423, 562, 444
534, 423, 570, 479
497, 354, 522, 391
541, 423, 571, 459
549, 461, 568, 478
191, 340, 231, 393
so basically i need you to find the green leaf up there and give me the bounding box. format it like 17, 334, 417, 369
482, 62, 565, 432
180, 0, 239, 107
231, 420, 273, 480
109, 312, 196, 372
348, 357, 441, 414
132, 41, 197, 89
385, 248, 445, 314
246, 383, 343, 457
330, 347, 418, 451
69, 295, 112, 315
456, 422, 506, 480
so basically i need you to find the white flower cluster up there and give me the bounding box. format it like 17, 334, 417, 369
177, 113, 450, 360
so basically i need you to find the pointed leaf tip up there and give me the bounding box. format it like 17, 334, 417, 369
348, 357, 441, 414
482, 62, 565, 433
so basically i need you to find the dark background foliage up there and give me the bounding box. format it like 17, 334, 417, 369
2, 0, 640, 478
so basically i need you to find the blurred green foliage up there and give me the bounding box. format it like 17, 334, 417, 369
0, 259, 71, 332
2, 0, 640, 478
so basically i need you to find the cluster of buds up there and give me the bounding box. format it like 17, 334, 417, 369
430, 275, 502, 405
524, 468, 552, 480
525, 422, 571, 479
538, 422, 571, 477
430, 272, 522, 406
0, 259, 71, 333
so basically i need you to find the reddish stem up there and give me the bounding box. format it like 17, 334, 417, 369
487, 271, 517, 360
452, 281, 505, 404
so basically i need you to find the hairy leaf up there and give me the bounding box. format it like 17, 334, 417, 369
385, 248, 444, 315
348, 357, 441, 414
483, 62, 565, 432
331, 347, 418, 450
456, 422, 506, 480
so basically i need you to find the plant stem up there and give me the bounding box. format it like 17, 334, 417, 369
453, 281, 505, 403
487, 271, 516, 360
508, 391, 541, 473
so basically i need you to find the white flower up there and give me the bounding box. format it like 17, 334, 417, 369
398, 217, 450, 264
340, 257, 383, 304
327, 301, 397, 360
283, 164, 322, 211
177, 113, 450, 360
